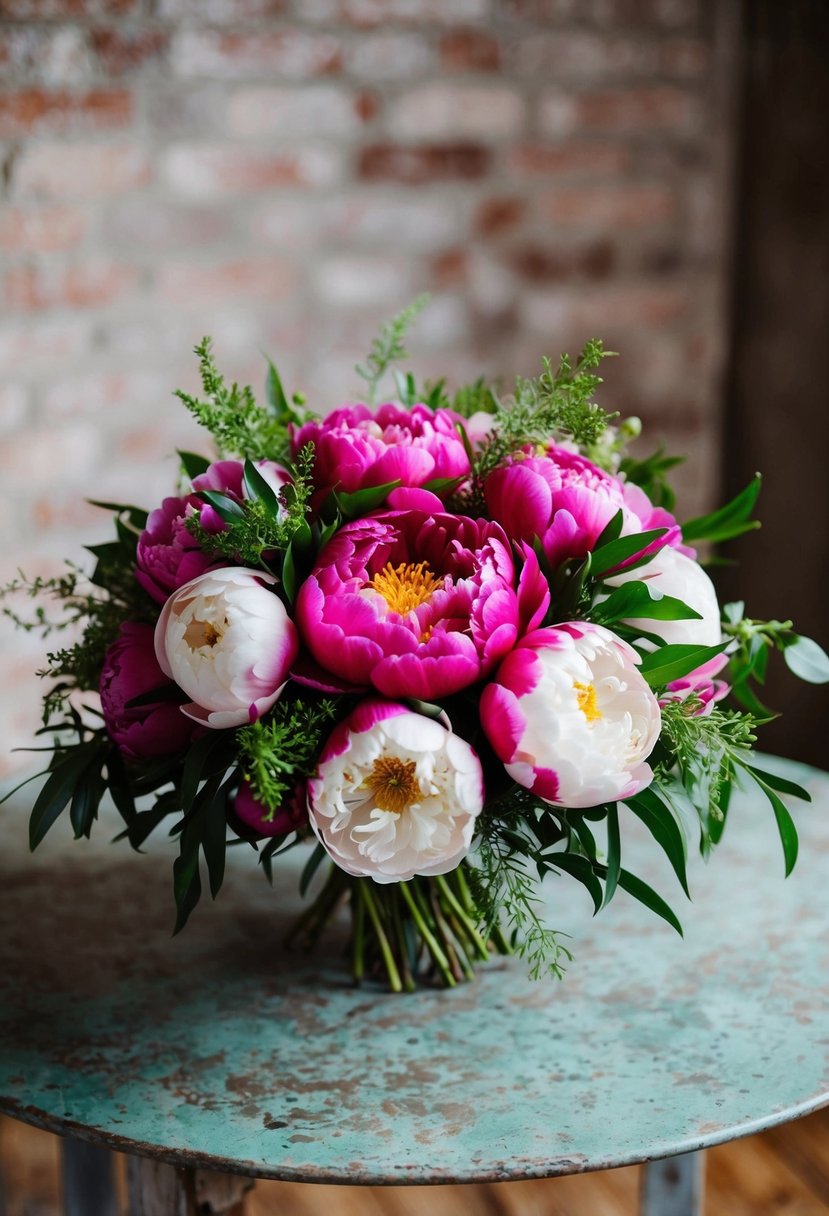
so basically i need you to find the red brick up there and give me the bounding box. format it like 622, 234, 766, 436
0, 89, 132, 137
389, 84, 525, 140
358, 142, 491, 184
475, 196, 528, 237
306, 0, 489, 24
6, 261, 139, 312
510, 240, 616, 283
440, 29, 501, 72
508, 142, 631, 178
432, 248, 468, 288
540, 86, 699, 136
0, 317, 95, 373
156, 258, 296, 307
89, 29, 170, 76
543, 183, 677, 228
0, 0, 138, 15
13, 143, 151, 199
225, 85, 361, 139
171, 30, 342, 80
0, 205, 86, 253
100, 201, 231, 251
156, 0, 285, 18
161, 144, 343, 197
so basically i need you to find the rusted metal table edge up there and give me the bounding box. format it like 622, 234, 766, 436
3, 1091, 828, 1187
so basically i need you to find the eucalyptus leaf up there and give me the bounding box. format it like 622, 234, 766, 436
782, 634, 829, 684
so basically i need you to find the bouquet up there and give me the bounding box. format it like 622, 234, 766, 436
5, 300, 828, 992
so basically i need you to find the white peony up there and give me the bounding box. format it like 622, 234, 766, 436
605, 545, 722, 648
154, 567, 298, 729
308, 700, 484, 883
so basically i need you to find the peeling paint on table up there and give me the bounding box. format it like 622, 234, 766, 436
0, 757, 827, 1185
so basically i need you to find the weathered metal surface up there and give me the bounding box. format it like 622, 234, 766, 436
640, 1151, 703, 1216
0, 757, 827, 1186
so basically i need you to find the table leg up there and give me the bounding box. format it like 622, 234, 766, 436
640, 1151, 704, 1216
62, 1138, 118, 1216
127, 1155, 254, 1215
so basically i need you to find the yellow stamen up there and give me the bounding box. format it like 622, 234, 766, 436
367, 755, 421, 815
371, 561, 439, 616
183, 617, 224, 651
574, 681, 602, 723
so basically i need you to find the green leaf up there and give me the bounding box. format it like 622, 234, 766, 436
264, 357, 290, 422
681, 474, 762, 544
29, 743, 102, 850
197, 489, 246, 522
202, 778, 232, 899
783, 634, 829, 684
546, 851, 604, 914
747, 770, 799, 876
603, 804, 621, 906
173, 826, 202, 935
69, 762, 106, 840
299, 842, 328, 897
745, 765, 811, 803
422, 475, 464, 496
180, 733, 219, 816
617, 869, 683, 935
594, 580, 702, 625
624, 787, 689, 897
594, 508, 624, 549
243, 459, 281, 519
86, 499, 149, 528
589, 528, 669, 578
639, 642, 729, 687
334, 480, 401, 518
178, 449, 211, 480
281, 542, 297, 605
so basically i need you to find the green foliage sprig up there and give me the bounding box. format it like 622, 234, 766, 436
236, 696, 340, 815
355, 295, 429, 404
176, 337, 293, 463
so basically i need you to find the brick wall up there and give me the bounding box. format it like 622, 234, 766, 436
0, 0, 738, 774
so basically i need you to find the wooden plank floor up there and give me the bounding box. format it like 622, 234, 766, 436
1, 1109, 828, 1215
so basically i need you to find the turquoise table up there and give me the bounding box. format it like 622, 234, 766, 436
1, 758, 827, 1215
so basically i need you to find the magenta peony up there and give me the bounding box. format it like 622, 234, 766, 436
100, 622, 200, 762
234, 780, 308, 837
291, 403, 471, 511
135, 494, 219, 604
484, 446, 682, 572
295, 508, 549, 700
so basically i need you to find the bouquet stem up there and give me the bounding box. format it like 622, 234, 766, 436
291, 861, 511, 990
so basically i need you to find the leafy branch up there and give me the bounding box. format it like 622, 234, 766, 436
355, 295, 429, 404
175, 337, 291, 462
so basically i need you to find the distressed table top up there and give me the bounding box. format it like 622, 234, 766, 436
1, 756, 827, 1185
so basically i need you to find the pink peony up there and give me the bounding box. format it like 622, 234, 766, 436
308, 699, 484, 882
234, 780, 308, 837
291, 403, 471, 512
484, 446, 682, 573
135, 494, 220, 604
100, 622, 200, 762
295, 508, 549, 700
662, 654, 730, 716
480, 622, 661, 807
155, 567, 299, 729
